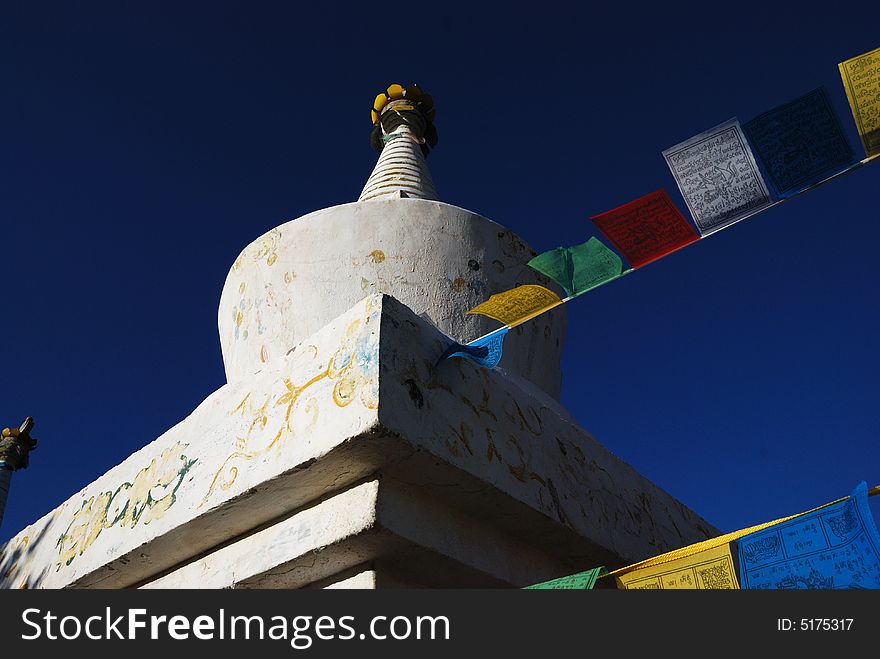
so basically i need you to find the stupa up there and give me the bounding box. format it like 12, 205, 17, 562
0, 85, 715, 589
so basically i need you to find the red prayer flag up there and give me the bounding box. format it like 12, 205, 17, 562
590, 189, 699, 268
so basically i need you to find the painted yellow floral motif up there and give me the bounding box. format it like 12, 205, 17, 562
253, 228, 281, 267
201, 303, 380, 506
54, 442, 197, 570
329, 317, 379, 410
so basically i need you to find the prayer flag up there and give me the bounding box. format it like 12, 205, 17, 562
527, 237, 624, 297
737, 481, 880, 589
615, 544, 739, 590
663, 119, 772, 235
590, 190, 698, 268
839, 46, 880, 156
524, 566, 605, 590
437, 328, 509, 369
743, 87, 854, 197
466, 285, 563, 328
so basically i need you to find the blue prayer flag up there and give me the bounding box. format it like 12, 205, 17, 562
737, 482, 880, 589
743, 88, 855, 198
437, 328, 509, 369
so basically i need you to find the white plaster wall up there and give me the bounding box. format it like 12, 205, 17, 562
218, 198, 566, 398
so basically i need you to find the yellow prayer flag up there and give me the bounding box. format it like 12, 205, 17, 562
839, 46, 880, 156
605, 487, 876, 589
466, 285, 563, 327
616, 544, 739, 590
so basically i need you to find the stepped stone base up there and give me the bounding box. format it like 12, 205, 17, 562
1, 294, 715, 589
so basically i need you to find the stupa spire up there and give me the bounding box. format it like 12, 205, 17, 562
358, 83, 439, 202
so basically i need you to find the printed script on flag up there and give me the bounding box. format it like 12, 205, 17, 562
527, 237, 624, 297
663, 119, 772, 235
467, 285, 563, 328
524, 567, 605, 590
737, 482, 880, 589
744, 87, 854, 197
615, 544, 739, 590
590, 189, 699, 268
839, 46, 880, 156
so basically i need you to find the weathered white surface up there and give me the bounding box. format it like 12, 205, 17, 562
142, 481, 388, 589
142, 477, 570, 589
312, 565, 426, 589
322, 569, 377, 589
376, 295, 717, 561
219, 198, 567, 398
1, 294, 715, 589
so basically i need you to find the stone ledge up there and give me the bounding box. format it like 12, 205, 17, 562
376, 295, 717, 564
1, 293, 716, 589
141, 478, 569, 589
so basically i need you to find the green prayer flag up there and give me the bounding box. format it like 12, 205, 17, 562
527, 238, 623, 297
523, 566, 605, 589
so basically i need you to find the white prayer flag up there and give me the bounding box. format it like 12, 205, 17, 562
663, 119, 772, 235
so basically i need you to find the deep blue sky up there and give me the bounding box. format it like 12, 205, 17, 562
2, 2, 878, 544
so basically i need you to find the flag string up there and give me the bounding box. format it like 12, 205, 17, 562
463, 154, 877, 349
600, 482, 880, 582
